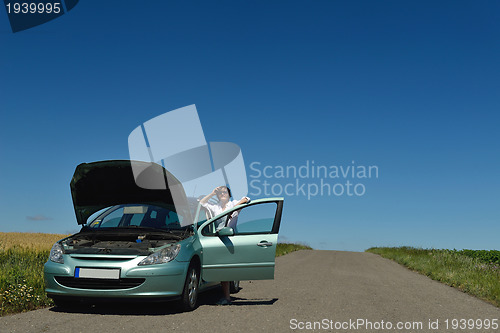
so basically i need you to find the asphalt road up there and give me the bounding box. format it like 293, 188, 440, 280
1, 250, 499, 333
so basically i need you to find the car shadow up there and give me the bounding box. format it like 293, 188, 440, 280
199, 287, 278, 306
224, 296, 278, 306
49, 300, 182, 316
48, 286, 278, 315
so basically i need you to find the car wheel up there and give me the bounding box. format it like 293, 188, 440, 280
178, 264, 199, 311
229, 280, 240, 293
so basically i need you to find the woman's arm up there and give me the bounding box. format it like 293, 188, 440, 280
235, 196, 250, 206
199, 187, 223, 204
199, 189, 217, 205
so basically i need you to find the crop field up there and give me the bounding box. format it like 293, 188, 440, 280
0, 232, 69, 316
366, 247, 500, 307
0, 232, 310, 316
0, 232, 69, 251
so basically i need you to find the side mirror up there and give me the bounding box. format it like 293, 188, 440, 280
217, 227, 234, 237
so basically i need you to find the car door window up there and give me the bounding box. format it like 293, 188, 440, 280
231, 202, 276, 234
202, 202, 277, 236
196, 207, 211, 229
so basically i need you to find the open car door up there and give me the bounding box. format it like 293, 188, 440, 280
198, 198, 283, 282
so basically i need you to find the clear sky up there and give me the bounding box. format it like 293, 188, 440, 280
1, 1, 498, 251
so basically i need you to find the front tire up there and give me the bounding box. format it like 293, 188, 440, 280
178, 264, 199, 311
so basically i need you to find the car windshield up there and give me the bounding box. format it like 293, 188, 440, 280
87, 204, 190, 231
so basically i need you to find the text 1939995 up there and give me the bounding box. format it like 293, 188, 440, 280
5, 2, 62, 14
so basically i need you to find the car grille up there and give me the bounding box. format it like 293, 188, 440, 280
70, 256, 136, 261
55, 276, 145, 289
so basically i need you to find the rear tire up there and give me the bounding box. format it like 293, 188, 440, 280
178, 264, 199, 311
229, 280, 240, 293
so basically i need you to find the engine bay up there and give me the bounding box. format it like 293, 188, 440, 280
61, 231, 183, 256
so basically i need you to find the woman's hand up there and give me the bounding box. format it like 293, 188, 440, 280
213, 186, 225, 196
201, 188, 219, 204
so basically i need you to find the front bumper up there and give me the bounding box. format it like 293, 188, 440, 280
44, 255, 189, 299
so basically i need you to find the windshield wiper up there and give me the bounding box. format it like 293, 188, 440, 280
118, 226, 182, 239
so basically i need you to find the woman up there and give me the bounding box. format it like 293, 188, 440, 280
199, 186, 250, 305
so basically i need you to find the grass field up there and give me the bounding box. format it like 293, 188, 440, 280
0, 232, 311, 316
0, 232, 70, 316
366, 247, 500, 307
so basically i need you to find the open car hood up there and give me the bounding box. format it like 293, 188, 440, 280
70, 160, 189, 225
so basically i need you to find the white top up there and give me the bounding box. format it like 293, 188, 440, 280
201, 197, 250, 230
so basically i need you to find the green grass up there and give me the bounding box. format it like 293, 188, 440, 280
276, 242, 312, 256
455, 249, 500, 265
0, 247, 53, 315
366, 247, 500, 307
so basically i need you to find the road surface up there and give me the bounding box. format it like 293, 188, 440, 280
1, 250, 499, 332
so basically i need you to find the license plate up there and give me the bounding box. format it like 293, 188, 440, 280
75, 267, 120, 279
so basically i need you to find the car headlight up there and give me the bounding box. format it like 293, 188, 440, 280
138, 244, 181, 265
49, 242, 64, 264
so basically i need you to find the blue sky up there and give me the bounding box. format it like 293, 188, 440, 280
1, 1, 498, 251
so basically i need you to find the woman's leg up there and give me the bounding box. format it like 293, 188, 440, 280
221, 281, 231, 301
